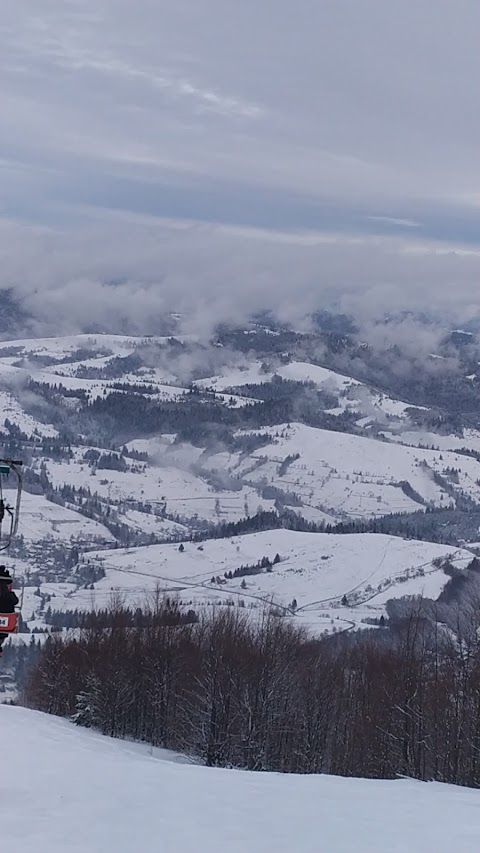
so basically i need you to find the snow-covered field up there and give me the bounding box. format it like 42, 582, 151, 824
2, 705, 478, 853
381, 427, 480, 453
0, 333, 189, 406
17, 491, 115, 544
2, 333, 479, 525
120, 419, 480, 524
40, 447, 276, 526
203, 422, 480, 518
21, 529, 472, 635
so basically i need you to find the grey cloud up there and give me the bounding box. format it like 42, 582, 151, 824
2, 1, 480, 335
1, 217, 480, 340
3, 1, 480, 229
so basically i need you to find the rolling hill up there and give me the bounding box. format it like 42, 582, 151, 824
1, 330, 480, 644
24, 529, 473, 636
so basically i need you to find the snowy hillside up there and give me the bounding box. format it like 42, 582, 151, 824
25, 420, 480, 527
381, 426, 480, 454
2, 332, 479, 528
198, 358, 417, 423
18, 491, 115, 544
2, 705, 478, 853
30, 530, 473, 635
2, 330, 480, 645
40, 445, 276, 526
0, 333, 189, 408
202, 422, 480, 517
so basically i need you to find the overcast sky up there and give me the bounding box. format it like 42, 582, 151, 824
2, 0, 480, 331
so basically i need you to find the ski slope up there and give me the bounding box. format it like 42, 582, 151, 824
2, 705, 479, 853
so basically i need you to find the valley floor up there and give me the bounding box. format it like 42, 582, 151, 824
2, 705, 479, 852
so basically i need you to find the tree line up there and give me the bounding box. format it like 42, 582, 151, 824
23, 596, 480, 786
43, 601, 199, 630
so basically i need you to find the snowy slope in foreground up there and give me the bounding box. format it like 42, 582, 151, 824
2, 706, 479, 853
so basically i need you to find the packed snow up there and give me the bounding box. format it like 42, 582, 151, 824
1, 705, 479, 853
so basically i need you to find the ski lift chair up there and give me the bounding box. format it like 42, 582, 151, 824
0, 460, 23, 638
0, 611, 18, 634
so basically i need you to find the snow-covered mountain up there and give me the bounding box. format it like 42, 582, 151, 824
2, 705, 478, 853
1, 329, 480, 644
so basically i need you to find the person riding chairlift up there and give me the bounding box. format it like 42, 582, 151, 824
0, 567, 19, 655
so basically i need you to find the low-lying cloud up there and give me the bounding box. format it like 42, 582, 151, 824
2, 216, 480, 341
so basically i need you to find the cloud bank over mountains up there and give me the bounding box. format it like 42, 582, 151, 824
2, 218, 480, 340
2, 1, 480, 336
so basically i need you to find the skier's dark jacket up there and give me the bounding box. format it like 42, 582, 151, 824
0, 583, 18, 612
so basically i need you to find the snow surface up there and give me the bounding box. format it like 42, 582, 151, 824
198, 359, 417, 423
124, 422, 466, 525
198, 360, 362, 393
0, 388, 58, 437
33, 529, 473, 634
382, 427, 480, 453
4, 333, 478, 527
0, 346, 186, 404
17, 492, 115, 544
41, 450, 276, 525
123, 418, 480, 523
4, 332, 480, 641
2, 705, 479, 853
0, 332, 169, 358
225, 422, 480, 517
